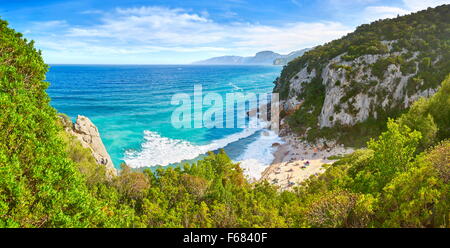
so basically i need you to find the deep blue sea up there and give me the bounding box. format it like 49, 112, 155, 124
46, 65, 282, 179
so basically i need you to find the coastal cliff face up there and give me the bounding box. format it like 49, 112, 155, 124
280, 44, 439, 128
274, 5, 450, 145
61, 115, 117, 177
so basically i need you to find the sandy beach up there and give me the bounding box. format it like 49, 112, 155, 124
244, 106, 354, 190
259, 133, 354, 191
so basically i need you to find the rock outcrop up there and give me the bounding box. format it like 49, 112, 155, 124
278, 45, 441, 129
64, 115, 117, 177
273, 5, 450, 138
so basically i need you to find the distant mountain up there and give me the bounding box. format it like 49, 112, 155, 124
193, 49, 310, 65
193, 55, 248, 65
273, 48, 310, 65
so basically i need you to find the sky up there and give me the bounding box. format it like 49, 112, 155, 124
0, 0, 448, 64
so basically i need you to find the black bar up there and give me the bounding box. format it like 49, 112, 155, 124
0, 228, 447, 247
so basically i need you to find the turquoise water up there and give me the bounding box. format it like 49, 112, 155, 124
46, 65, 282, 177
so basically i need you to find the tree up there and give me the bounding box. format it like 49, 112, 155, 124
380, 141, 450, 227
0, 19, 106, 227
352, 120, 421, 193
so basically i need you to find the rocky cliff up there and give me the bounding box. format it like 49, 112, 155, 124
274, 5, 450, 145
193, 50, 309, 65
61, 115, 117, 177
281, 43, 440, 128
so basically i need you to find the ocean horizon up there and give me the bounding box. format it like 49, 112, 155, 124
46, 64, 283, 179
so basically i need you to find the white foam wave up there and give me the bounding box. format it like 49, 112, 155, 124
235, 130, 284, 180
124, 118, 267, 168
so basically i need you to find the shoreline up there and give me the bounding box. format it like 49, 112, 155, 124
259, 132, 354, 190
244, 104, 355, 189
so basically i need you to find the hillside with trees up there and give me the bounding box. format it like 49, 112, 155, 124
274, 4, 450, 147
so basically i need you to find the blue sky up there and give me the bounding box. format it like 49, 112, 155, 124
1, 0, 448, 64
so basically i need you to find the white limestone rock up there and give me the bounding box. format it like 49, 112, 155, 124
71, 115, 117, 177
277, 43, 440, 130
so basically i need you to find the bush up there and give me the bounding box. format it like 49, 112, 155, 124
0, 19, 106, 227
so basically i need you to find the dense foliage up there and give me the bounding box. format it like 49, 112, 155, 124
0, 19, 108, 227
0, 11, 448, 228
276, 4, 450, 98
68, 75, 448, 228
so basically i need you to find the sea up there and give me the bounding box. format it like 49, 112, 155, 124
46, 65, 283, 179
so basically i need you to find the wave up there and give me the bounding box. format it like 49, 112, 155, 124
124, 118, 269, 168
235, 129, 284, 180
228, 82, 243, 91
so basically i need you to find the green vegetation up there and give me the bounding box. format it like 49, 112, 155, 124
275, 5, 450, 146
277, 4, 450, 91
0, 19, 107, 227
0, 9, 449, 228
306, 117, 390, 147
398, 74, 450, 147
371, 56, 401, 80
287, 75, 325, 134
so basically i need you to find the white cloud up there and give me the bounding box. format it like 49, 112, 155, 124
31, 6, 352, 63
32, 20, 68, 29
403, 0, 449, 11
32, 2, 448, 64
231, 22, 350, 52
67, 7, 218, 45
329, 0, 379, 6
291, 0, 302, 7
80, 10, 104, 15
363, 0, 449, 22
363, 6, 410, 21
